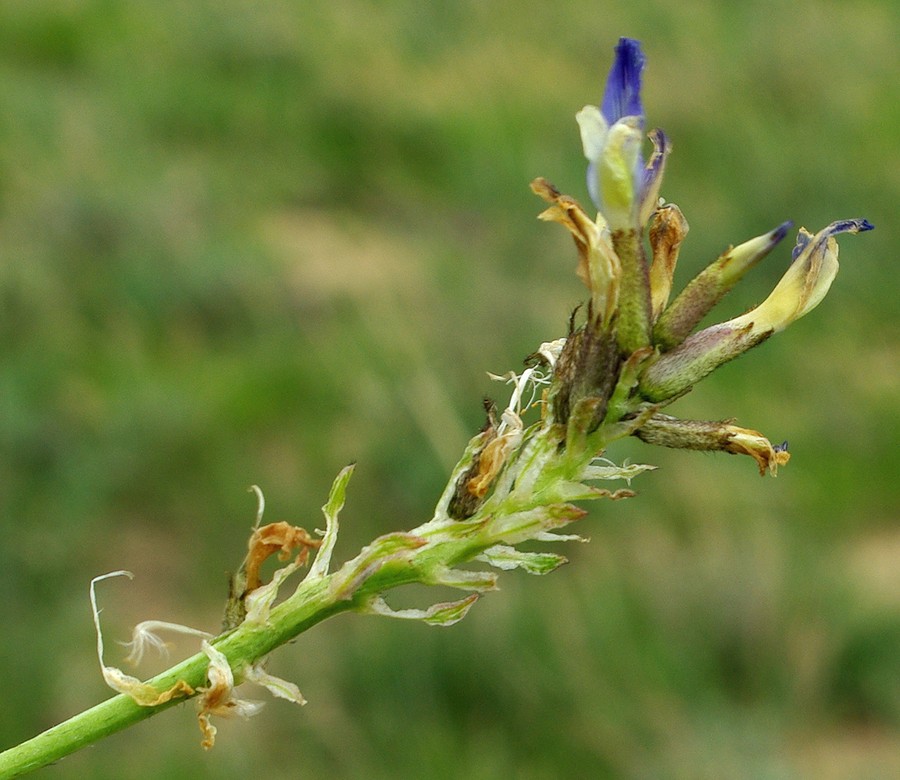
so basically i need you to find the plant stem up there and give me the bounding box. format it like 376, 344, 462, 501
0, 574, 352, 778
0, 422, 618, 777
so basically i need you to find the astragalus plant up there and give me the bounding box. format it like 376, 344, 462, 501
0, 37, 871, 778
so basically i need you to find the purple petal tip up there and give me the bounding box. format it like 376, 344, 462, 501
601, 38, 645, 125
771, 220, 794, 244
831, 218, 874, 234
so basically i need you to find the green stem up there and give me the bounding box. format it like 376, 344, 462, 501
612, 228, 652, 354
0, 574, 352, 778
0, 426, 615, 778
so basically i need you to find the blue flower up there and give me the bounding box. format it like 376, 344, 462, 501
601, 37, 645, 127
577, 38, 669, 230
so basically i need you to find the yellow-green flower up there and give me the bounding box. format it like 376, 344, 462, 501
639, 219, 874, 403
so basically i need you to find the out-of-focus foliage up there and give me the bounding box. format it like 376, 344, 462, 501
1, 1, 897, 777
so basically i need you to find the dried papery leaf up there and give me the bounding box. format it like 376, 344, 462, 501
243, 663, 307, 705
549, 481, 636, 503
533, 530, 588, 543
427, 565, 499, 592
581, 459, 656, 484
477, 545, 569, 575
103, 668, 194, 707
244, 522, 322, 593
122, 621, 213, 666
197, 641, 264, 750
90, 572, 194, 706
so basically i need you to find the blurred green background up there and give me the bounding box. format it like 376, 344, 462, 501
1, 1, 897, 777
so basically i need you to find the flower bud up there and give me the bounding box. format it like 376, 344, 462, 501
639, 219, 872, 401
653, 221, 792, 350
729, 218, 872, 335
577, 38, 649, 231
633, 414, 791, 475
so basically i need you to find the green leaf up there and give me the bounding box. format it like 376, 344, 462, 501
308, 463, 356, 579
477, 545, 568, 575
362, 594, 480, 627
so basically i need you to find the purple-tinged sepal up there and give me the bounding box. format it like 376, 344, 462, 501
639, 129, 671, 226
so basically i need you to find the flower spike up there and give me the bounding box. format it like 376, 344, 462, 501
42, 39, 873, 776
539, 39, 872, 471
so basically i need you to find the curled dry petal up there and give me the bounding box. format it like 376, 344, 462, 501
647, 203, 688, 321
123, 621, 213, 666
90, 572, 196, 706
197, 641, 265, 750
723, 425, 791, 476
243, 663, 307, 706
639, 129, 671, 227
531, 177, 620, 327
243, 522, 322, 593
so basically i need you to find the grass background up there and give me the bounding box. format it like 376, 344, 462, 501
1, 1, 897, 777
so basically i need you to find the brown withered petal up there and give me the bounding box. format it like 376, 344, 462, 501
243, 522, 322, 594
647, 204, 689, 321
531, 177, 602, 289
